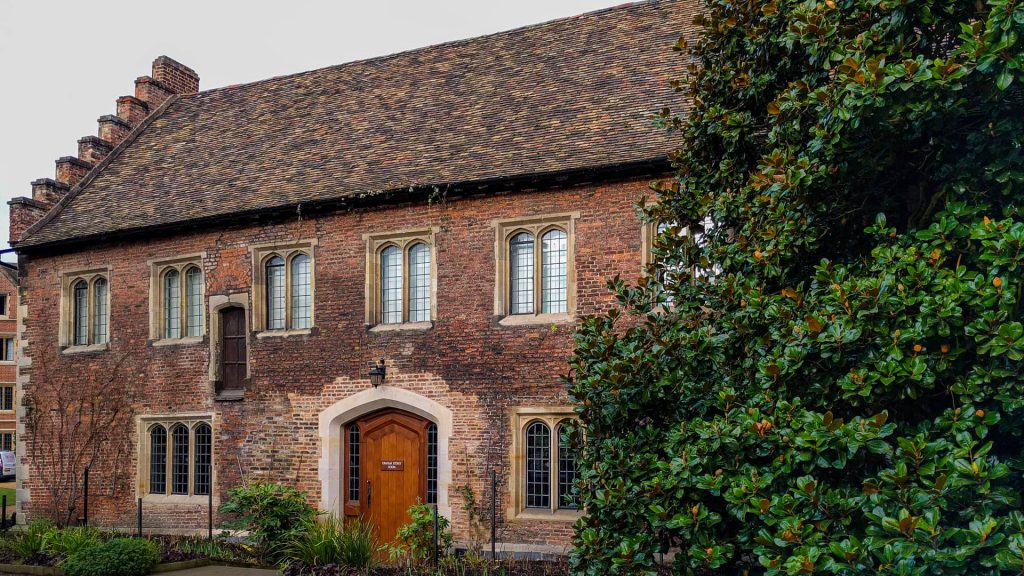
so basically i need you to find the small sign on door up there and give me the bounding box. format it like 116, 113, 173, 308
381, 460, 405, 471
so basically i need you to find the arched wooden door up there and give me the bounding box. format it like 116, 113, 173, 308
343, 409, 435, 543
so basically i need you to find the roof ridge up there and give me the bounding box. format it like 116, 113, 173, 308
17, 94, 182, 245
194, 0, 662, 98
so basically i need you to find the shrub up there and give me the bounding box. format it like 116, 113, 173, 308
390, 503, 452, 565
62, 538, 159, 576
42, 526, 103, 556
220, 481, 316, 561
281, 514, 379, 570
568, 0, 1024, 574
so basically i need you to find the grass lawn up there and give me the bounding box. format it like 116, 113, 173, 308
0, 487, 13, 518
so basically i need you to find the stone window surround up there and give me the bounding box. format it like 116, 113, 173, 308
58, 265, 112, 353
250, 240, 317, 336
208, 293, 251, 399
492, 213, 578, 326
137, 413, 215, 504
147, 253, 206, 345
363, 228, 437, 330
508, 406, 581, 522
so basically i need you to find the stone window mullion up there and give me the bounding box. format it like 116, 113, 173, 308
402, 242, 411, 323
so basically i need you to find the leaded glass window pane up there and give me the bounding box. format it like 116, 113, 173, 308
427, 423, 438, 504
150, 425, 167, 495
348, 425, 360, 502
266, 256, 286, 330
1, 387, 12, 411
541, 229, 567, 314
171, 424, 189, 495
185, 266, 203, 337
510, 233, 534, 315
73, 281, 88, 346
164, 269, 181, 339
290, 254, 311, 330
381, 246, 403, 324
92, 278, 108, 344
557, 422, 578, 509
408, 243, 431, 323
525, 421, 550, 508
194, 423, 212, 496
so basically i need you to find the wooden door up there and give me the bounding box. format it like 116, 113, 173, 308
219, 308, 246, 392
346, 409, 430, 543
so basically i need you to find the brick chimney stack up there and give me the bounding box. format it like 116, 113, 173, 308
8, 56, 199, 244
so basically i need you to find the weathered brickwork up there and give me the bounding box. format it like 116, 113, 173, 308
0, 267, 16, 449
17, 178, 657, 548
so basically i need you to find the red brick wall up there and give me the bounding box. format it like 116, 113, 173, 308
0, 269, 16, 440
16, 177, 657, 546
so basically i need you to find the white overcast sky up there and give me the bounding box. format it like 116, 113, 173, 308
0, 0, 623, 259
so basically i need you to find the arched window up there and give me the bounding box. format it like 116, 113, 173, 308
525, 421, 550, 508
347, 424, 360, 502
185, 266, 203, 337
408, 243, 431, 323
557, 421, 578, 510
541, 229, 567, 314
380, 245, 403, 324
171, 424, 190, 495
265, 256, 286, 330
426, 422, 438, 504
509, 232, 535, 315
163, 269, 181, 339
72, 280, 89, 346
194, 423, 212, 496
149, 425, 167, 495
91, 278, 108, 344
290, 254, 312, 330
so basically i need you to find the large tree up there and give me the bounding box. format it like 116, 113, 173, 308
567, 0, 1024, 574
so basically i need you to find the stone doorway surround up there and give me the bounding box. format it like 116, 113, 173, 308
318, 386, 453, 520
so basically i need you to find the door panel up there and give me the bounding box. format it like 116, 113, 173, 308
346, 409, 430, 543
220, 308, 246, 392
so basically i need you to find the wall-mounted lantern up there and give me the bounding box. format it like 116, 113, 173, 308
368, 358, 386, 388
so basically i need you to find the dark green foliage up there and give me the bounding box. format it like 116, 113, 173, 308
61, 538, 159, 576
219, 481, 317, 562
389, 503, 453, 565
567, 0, 1024, 574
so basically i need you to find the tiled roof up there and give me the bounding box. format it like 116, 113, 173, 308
19, 0, 695, 248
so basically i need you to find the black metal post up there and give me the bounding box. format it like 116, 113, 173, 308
433, 503, 439, 568
491, 469, 497, 559
83, 467, 89, 527
208, 486, 213, 540
2, 495, 7, 531
137, 497, 143, 538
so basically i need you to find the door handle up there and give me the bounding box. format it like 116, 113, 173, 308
367, 480, 372, 509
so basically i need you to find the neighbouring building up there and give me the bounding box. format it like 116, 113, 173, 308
8, 0, 695, 552
0, 263, 17, 455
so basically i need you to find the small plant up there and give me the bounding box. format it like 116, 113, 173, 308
220, 481, 315, 562
0, 518, 53, 558
42, 526, 103, 556
172, 536, 254, 563
281, 514, 378, 570
62, 538, 159, 576
389, 503, 452, 565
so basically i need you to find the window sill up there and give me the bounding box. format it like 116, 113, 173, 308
214, 390, 245, 402
369, 321, 433, 333
151, 336, 204, 347
511, 509, 581, 523
498, 313, 574, 327
255, 328, 314, 339
61, 343, 110, 355
142, 493, 213, 505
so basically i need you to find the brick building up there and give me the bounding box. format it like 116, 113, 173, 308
8, 0, 694, 551
0, 264, 17, 455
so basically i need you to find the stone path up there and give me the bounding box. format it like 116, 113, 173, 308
157, 567, 279, 576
